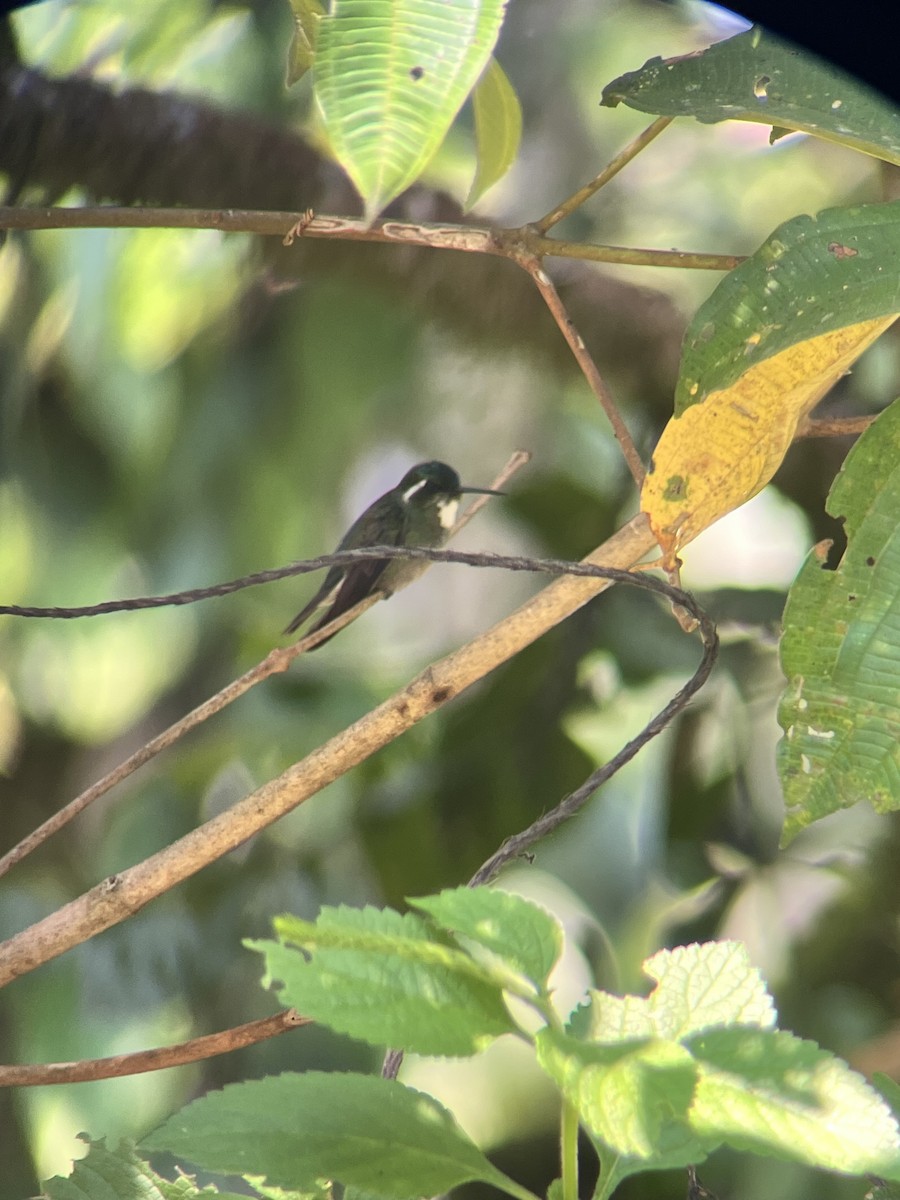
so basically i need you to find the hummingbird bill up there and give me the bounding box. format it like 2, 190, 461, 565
285, 461, 504, 648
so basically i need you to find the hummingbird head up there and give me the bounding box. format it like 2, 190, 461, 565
399, 462, 504, 529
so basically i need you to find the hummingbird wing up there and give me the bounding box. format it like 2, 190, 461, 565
283, 493, 405, 639
282, 565, 346, 635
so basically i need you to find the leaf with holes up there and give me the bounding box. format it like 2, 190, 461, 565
777, 396, 900, 842
641, 200, 900, 554
601, 26, 900, 166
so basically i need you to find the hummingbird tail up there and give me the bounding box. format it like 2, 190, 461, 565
283, 605, 337, 648
283, 606, 313, 636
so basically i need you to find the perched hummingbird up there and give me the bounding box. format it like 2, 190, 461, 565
284, 461, 503, 646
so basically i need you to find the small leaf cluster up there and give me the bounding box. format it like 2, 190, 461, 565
128, 889, 900, 1200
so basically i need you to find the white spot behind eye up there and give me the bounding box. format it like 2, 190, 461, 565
402, 479, 429, 502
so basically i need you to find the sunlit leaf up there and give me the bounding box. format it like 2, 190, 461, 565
539, 941, 900, 1184
314, 0, 507, 222
778, 396, 900, 841
411, 886, 562, 986
579, 941, 775, 1042
536, 1028, 700, 1159
689, 1027, 900, 1176
601, 26, 900, 166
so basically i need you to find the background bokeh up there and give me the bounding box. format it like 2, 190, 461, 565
1, 2, 898, 1197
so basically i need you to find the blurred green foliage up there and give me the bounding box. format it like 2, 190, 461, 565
1, 2, 898, 1198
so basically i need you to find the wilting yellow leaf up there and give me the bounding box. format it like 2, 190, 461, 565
642, 315, 897, 558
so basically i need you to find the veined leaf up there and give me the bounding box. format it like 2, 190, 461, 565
314, 0, 508, 223
143, 1073, 536, 1200
579, 941, 775, 1043
642, 200, 900, 551
43, 1136, 250, 1199
411, 886, 562, 986
248, 903, 516, 1056
689, 1027, 900, 1176
778, 396, 900, 841
538, 942, 900, 1185
466, 56, 522, 209
536, 1028, 699, 1160
601, 26, 900, 167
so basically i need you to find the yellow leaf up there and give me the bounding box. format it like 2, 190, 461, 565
641, 315, 897, 557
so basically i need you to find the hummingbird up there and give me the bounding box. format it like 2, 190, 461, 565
284, 461, 504, 646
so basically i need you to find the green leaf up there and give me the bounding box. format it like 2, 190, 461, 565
410, 886, 563, 987
595, 1125, 716, 1196
314, 0, 508, 222
142, 1073, 537, 1200
43, 1136, 247, 1200
538, 943, 900, 1183
777, 396, 900, 840
875, 1072, 900, 1121
579, 941, 776, 1041
601, 27, 900, 167
248, 903, 516, 1056
466, 56, 522, 210
676, 199, 900, 412
689, 1027, 900, 1176
536, 1028, 701, 1160
285, 0, 325, 86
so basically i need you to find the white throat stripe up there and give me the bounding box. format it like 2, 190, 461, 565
438, 498, 459, 529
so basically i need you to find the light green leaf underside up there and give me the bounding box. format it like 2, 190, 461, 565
467, 56, 522, 209
538, 1024, 900, 1183
143, 1072, 534, 1200
314, 0, 507, 222
601, 27, 900, 167
676, 199, 900, 411
777, 396, 900, 842
688, 1027, 900, 1176
546, 940, 900, 1186
584, 941, 775, 1042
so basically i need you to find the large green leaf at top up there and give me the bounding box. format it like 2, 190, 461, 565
777, 396, 900, 842
601, 27, 900, 166
314, 0, 508, 223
